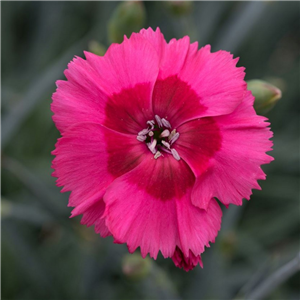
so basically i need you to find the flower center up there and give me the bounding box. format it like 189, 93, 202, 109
136, 115, 180, 161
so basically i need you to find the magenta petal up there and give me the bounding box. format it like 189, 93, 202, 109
51, 69, 109, 134
139, 27, 166, 59
84, 32, 160, 96
80, 200, 111, 238
52, 31, 161, 135
103, 157, 222, 260
191, 92, 274, 209
52, 123, 145, 213
140, 27, 191, 80
178, 45, 246, 119
176, 117, 222, 177
152, 75, 207, 128
172, 247, 203, 272
103, 82, 155, 135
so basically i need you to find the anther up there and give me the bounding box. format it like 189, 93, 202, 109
137, 135, 146, 142
154, 151, 162, 159
168, 129, 177, 141
160, 129, 170, 138
161, 118, 171, 129
148, 139, 157, 154
161, 140, 171, 149
169, 132, 180, 144
155, 115, 163, 128
148, 131, 154, 137
138, 128, 149, 136
171, 148, 181, 161
147, 120, 155, 130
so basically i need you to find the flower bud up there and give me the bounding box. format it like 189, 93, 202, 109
1, 199, 11, 217
88, 40, 106, 56
219, 231, 237, 259
165, 1, 193, 16
108, 1, 146, 44
247, 79, 282, 114
122, 253, 151, 280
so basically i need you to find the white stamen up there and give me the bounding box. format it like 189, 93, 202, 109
137, 135, 146, 142
160, 129, 170, 138
148, 139, 157, 154
169, 132, 180, 144
147, 120, 155, 130
138, 128, 149, 136
171, 148, 181, 161
155, 115, 163, 127
160, 147, 171, 154
161, 140, 171, 149
148, 131, 154, 137
168, 129, 176, 141
154, 151, 162, 159
161, 118, 171, 129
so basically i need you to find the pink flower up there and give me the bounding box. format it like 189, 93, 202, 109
51, 27, 273, 271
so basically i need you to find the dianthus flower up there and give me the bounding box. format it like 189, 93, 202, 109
51, 27, 273, 271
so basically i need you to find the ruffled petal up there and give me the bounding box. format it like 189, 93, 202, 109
139, 27, 194, 80
51, 68, 109, 134
103, 157, 222, 260
139, 27, 166, 59
175, 117, 222, 177
191, 92, 274, 209
152, 75, 207, 128
80, 200, 111, 237
52, 31, 161, 135
178, 45, 246, 119
84, 31, 160, 95
150, 45, 246, 128
84, 32, 162, 135
103, 82, 155, 135
171, 247, 203, 272
52, 123, 146, 217
139, 28, 207, 128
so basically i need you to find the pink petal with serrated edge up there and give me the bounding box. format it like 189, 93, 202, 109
103, 156, 222, 263
191, 91, 273, 209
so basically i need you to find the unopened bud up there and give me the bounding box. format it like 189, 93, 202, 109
247, 79, 282, 114
1, 199, 11, 217
88, 40, 106, 56
165, 1, 193, 16
108, 1, 146, 44
122, 253, 151, 280
219, 231, 237, 259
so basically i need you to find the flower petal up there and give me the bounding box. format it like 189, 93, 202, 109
178, 45, 246, 119
51, 67, 109, 134
152, 75, 207, 128
139, 27, 166, 59
150, 45, 246, 128
52, 31, 161, 135
191, 92, 274, 209
175, 117, 222, 177
84, 32, 162, 134
103, 82, 155, 135
172, 247, 203, 272
52, 123, 146, 216
80, 200, 111, 237
140, 28, 207, 128
84, 31, 160, 95
139, 27, 195, 79
103, 157, 222, 260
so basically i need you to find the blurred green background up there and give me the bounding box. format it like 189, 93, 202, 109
2, 1, 299, 299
